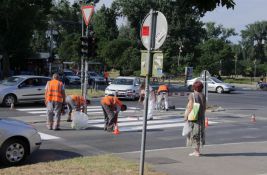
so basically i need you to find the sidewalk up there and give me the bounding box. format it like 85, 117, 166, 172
118, 141, 267, 175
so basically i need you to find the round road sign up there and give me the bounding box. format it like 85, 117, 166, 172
141, 11, 168, 50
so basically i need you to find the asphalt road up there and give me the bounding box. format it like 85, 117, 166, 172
1, 88, 267, 167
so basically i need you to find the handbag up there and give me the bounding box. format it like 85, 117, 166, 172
187, 93, 200, 121
182, 121, 192, 136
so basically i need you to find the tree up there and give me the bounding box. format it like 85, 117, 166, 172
205, 22, 237, 42
195, 39, 233, 76
92, 5, 119, 42
0, 0, 52, 78
241, 21, 267, 63
100, 38, 133, 70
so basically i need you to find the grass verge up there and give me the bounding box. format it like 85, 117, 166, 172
65, 89, 105, 98
0, 155, 166, 175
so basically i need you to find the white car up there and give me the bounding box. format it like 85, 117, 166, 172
0, 118, 41, 166
186, 77, 235, 93
0, 75, 51, 106
105, 76, 141, 100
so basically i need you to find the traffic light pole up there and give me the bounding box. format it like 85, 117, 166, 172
80, 0, 85, 96
83, 27, 89, 114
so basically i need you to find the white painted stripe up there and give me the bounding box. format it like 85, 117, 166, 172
17, 108, 46, 111
91, 118, 185, 127
39, 132, 60, 140
28, 109, 137, 114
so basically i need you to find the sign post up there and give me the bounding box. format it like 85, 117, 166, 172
139, 9, 168, 175
81, 5, 94, 114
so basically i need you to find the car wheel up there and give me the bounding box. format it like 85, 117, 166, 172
0, 139, 29, 166
3, 94, 17, 107
216, 86, 224, 93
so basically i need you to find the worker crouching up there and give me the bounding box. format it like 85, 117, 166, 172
65, 95, 90, 122
101, 94, 127, 132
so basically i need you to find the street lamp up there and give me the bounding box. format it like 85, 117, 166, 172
234, 54, 237, 77
178, 44, 183, 67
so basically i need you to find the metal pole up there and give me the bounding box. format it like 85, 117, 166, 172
84, 60, 88, 114
83, 26, 89, 114
139, 9, 157, 175
254, 59, 257, 81
234, 55, 237, 77
49, 21, 53, 76
80, 0, 85, 95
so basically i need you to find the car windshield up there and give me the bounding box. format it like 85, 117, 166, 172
112, 78, 134, 85
89, 72, 98, 76
210, 77, 223, 83
1, 77, 25, 86
64, 72, 75, 76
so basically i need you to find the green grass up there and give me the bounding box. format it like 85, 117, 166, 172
0, 155, 167, 175
65, 89, 105, 98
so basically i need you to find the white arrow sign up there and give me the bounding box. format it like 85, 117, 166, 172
81, 5, 94, 26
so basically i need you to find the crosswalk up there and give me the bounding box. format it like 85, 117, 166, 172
17, 106, 218, 133
16, 105, 141, 116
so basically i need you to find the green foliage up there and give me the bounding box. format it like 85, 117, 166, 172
240, 21, 267, 63
58, 33, 80, 62
0, 0, 52, 77
92, 5, 119, 42
195, 39, 233, 75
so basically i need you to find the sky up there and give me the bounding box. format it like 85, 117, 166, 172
69, 0, 267, 43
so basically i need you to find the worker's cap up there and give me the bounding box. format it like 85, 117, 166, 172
121, 104, 127, 111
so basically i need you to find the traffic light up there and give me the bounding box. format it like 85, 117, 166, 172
91, 36, 98, 57
80, 36, 93, 58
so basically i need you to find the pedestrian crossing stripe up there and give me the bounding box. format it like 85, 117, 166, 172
39, 132, 60, 140
16, 106, 140, 115
88, 117, 218, 132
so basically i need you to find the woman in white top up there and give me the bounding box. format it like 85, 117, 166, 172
139, 82, 156, 120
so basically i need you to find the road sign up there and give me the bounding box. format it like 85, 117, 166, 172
81, 5, 94, 26
141, 50, 163, 77
140, 11, 168, 50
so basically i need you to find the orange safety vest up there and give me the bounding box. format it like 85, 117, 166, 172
45, 79, 64, 103
101, 96, 123, 108
70, 95, 85, 106
158, 85, 169, 93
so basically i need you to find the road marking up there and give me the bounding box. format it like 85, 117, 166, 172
16, 106, 140, 115
88, 117, 218, 132
39, 132, 60, 140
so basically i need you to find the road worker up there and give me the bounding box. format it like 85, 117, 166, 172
45, 73, 66, 130
101, 93, 127, 132
65, 95, 90, 122
157, 84, 169, 111
104, 71, 109, 85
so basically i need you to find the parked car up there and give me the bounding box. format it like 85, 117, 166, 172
105, 76, 141, 100
0, 75, 51, 106
62, 70, 81, 85
88, 71, 106, 85
186, 76, 235, 93
0, 118, 41, 166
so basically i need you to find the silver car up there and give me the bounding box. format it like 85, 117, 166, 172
0, 118, 41, 166
105, 76, 141, 100
0, 75, 51, 106
186, 77, 235, 93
